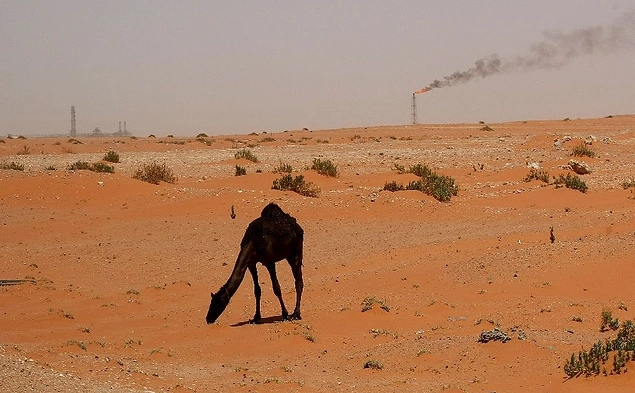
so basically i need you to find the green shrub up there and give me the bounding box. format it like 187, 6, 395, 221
383, 164, 458, 202
273, 162, 293, 174
563, 318, 635, 378
272, 174, 320, 197
524, 168, 550, 183
131, 162, 177, 184
571, 142, 596, 158
234, 148, 259, 162
235, 165, 246, 176
0, 161, 24, 171
383, 181, 405, 192
361, 296, 391, 312
67, 160, 114, 173
103, 151, 120, 163
554, 173, 588, 193
601, 308, 620, 332
311, 158, 338, 177
68, 161, 91, 170
90, 162, 115, 173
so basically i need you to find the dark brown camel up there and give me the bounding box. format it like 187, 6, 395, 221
206, 202, 304, 324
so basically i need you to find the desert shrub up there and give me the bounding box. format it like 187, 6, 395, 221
392, 163, 406, 174
572, 142, 596, 158
196, 133, 208, 138
481, 125, 494, 131
260, 136, 276, 142
235, 165, 246, 176
311, 158, 338, 177
0, 138, 5, 143
601, 308, 620, 332
563, 318, 635, 378
167, 134, 174, 138
45, 165, 56, 171
273, 162, 293, 174
103, 151, 120, 163
0, 161, 24, 171
383, 164, 458, 202
271, 174, 320, 198
67, 161, 114, 173
68, 138, 83, 144
524, 168, 550, 183
16, 145, 30, 155
361, 296, 391, 312
17, 135, 26, 140
383, 181, 405, 192
234, 148, 259, 162
90, 162, 115, 173
363, 360, 383, 370
554, 173, 588, 193
148, 134, 156, 138
131, 161, 177, 184
68, 161, 91, 170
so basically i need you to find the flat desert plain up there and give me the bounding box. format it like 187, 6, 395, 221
2, 115, 635, 393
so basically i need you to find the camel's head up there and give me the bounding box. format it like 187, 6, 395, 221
206, 287, 229, 324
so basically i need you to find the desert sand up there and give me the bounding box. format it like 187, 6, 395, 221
1, 115, 635, 392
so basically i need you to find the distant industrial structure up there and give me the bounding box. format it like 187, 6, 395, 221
70, 106, 77, 137
69, 106, 132, 137
411, 93, 418, 125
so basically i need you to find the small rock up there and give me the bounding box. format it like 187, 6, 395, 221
568, 159, 592, 175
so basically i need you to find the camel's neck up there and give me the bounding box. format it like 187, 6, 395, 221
222, 241, 253, 298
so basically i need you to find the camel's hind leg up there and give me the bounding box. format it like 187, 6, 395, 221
248, 264, 262, 323
287, 253, 303, 320
265, 263, 289, 320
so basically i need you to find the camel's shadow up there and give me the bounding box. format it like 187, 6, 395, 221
231, 315, 286, 327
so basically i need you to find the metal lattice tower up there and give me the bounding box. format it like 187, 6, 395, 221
70, 106, 77, 137
411, 93, 418, 125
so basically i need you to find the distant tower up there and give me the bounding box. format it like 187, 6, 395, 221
124, 121, 127, 134
411, 93, 418, 125
70, 106, 77, 137
119, 121, 122, 134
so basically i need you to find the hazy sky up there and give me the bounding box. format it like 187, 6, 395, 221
2, 1, 634, 136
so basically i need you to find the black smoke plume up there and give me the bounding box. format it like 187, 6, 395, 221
420, 10, 634, 91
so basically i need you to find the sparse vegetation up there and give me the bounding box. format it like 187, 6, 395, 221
524, 168, 550, 183
16, 145, 30, 155
103, 150, 120, 163
234, 148, 259, 162
260, 136, 276, 142
311, 158, 338, 177
564, 317, 635, 378
68, 138, 83, 144
363, 360, 384, 370
0, 161, 25, 171
481, 125, 494, 131
361, 296, 391, 312
572, 142, 596, 158
67, 161, 114, 173
272, 174, 320, 198
601, 308, 620, 332
554, 173, 588, 193
383, 164, 458, 202
273, 162, 293, 174
235, 165, 246, 176
131, 161, 177, 184
0, 138, 5, 143
196, 133, 208, 138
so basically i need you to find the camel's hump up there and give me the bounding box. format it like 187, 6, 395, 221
260, 202, 285, 218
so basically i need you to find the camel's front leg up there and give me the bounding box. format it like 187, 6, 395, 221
248, 264, 262, 323
265, 263, 289, 320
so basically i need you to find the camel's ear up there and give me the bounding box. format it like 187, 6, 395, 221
210, 291, 214, 298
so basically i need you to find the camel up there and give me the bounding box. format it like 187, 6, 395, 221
206, 202, 304, 324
